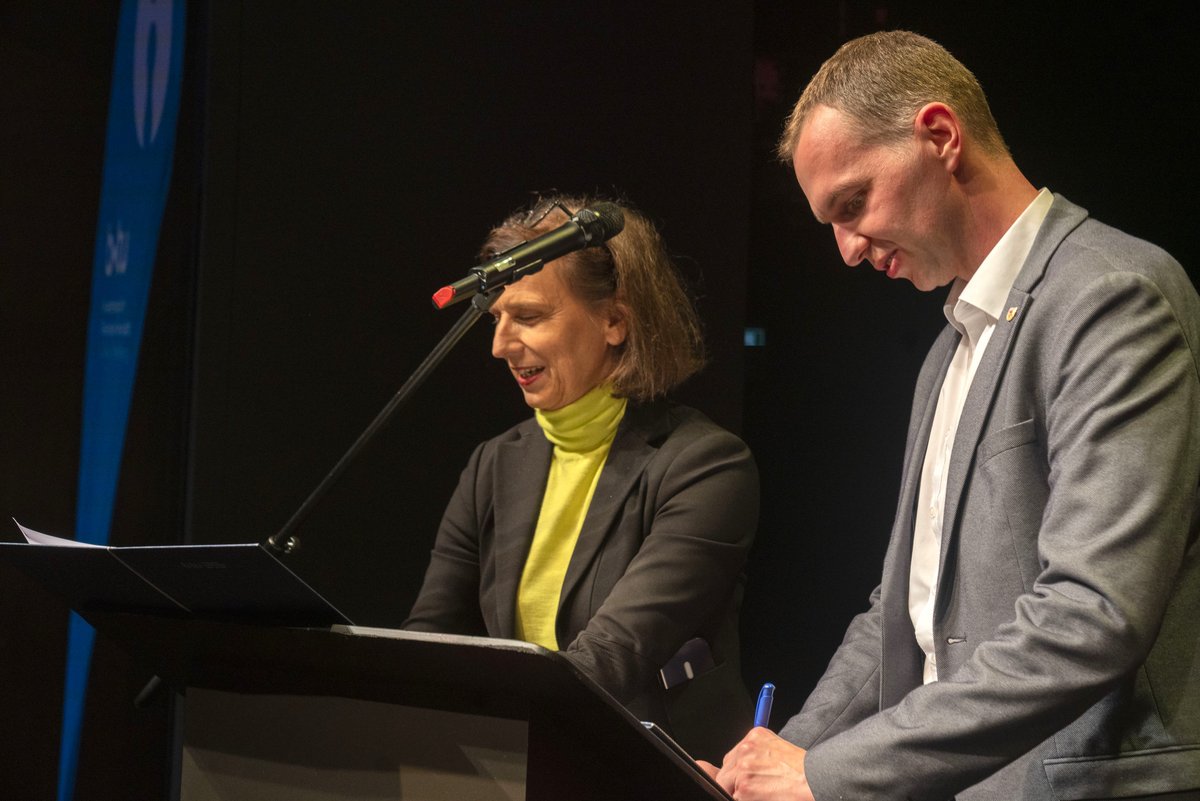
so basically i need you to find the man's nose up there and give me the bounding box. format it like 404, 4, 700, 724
833, 224, 868, 266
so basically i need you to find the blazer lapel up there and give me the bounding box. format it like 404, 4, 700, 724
937, 195, 1089, 579
937, 287, 1032, 576
491, 424, 552, 638
558, 402, 664, 612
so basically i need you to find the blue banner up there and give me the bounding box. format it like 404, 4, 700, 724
59, 1, 185, 798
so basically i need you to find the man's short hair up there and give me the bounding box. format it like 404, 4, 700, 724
777, 30, 1009, 162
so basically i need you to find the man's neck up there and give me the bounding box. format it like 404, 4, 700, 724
956, 156, 1039, 283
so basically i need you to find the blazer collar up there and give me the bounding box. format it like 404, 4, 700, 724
1011, 194, 1089, 295
489, 401, 670, 638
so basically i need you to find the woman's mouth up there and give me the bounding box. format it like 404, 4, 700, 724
515, 366, 544, 386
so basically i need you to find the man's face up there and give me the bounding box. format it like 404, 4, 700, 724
791, 104, 963, 291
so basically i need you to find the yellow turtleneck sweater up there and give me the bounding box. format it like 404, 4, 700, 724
514, 384, 627, 650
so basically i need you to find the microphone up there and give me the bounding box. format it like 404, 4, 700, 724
432, 202, 625, 309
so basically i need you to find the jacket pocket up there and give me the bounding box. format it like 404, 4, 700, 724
977, 417, 1036, 464
1043, 744, 1200, 799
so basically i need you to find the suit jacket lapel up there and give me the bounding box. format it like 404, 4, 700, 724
937, 195, 1089, 578
937, 287, 1031, 577
491, 423, 552, 638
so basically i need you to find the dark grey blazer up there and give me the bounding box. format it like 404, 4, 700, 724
781, 196, 1200, 800
405, 400, 759, 761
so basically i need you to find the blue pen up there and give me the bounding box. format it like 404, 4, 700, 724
754, 682, 775, 729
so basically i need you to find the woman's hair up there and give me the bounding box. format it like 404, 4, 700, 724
481, 194, 705, 401
776, 30, 1008, 162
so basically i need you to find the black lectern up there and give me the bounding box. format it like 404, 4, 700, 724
1, 538, 730, 801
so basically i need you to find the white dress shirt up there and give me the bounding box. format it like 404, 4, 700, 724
909, 188, 1054, 683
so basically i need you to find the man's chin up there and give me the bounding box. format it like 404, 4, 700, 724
909, 273, 956, 293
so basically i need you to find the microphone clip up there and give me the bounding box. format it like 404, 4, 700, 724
431, 202, 624, 310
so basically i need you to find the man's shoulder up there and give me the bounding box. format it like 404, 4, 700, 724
1062, 216, 1180, 273
1025, 208, 1200, 362
1034, 204, 1193, 309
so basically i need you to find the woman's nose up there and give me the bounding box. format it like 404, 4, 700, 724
491, 318, 516, 360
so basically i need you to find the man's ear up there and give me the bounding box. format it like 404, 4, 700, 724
915, 102, 961, 172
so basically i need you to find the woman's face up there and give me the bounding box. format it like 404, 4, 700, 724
490, 260, 626, 411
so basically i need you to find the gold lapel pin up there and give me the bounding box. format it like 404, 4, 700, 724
1006, 306, 1019, 322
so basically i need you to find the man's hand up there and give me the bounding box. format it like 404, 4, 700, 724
698, 728, 814, 800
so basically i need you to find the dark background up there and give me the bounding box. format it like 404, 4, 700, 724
2, 1, 1196, 797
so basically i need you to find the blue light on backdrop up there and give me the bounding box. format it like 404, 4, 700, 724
59, 1, 185, 798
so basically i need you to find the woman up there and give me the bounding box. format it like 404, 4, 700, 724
404, 194, 758, 760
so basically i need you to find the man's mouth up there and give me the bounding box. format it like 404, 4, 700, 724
882, 251, 898, 278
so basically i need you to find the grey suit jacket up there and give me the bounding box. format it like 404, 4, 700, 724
781, 196, 1200, 800
405, 400, 759, 761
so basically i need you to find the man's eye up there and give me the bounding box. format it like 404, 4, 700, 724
847, 195, 865, 214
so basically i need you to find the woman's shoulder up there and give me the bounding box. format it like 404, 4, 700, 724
622, 400, 759, 502
460, 415, 546, 468
627, 400, 753, 457
487, 414, 542, 443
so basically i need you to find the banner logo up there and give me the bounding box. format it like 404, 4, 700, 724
104, 222, 130, 277
132, 0, 174, 148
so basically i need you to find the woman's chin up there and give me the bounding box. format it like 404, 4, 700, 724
520, 389, 552, 411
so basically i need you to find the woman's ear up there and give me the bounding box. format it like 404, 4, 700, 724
603, 300, 629, 347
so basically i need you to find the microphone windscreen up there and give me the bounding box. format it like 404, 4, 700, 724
575, 202, 625, 243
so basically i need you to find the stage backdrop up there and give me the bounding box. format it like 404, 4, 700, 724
4, 1, 1198, 798
185, 0, 754, 625
1, 2, 753, 797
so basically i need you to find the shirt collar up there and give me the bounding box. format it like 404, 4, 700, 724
944, 188, 1054, 341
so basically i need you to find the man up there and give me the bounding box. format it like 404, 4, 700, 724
704, 30, 1200, 800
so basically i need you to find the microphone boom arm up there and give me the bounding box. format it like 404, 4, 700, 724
266, 289, 499, 554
